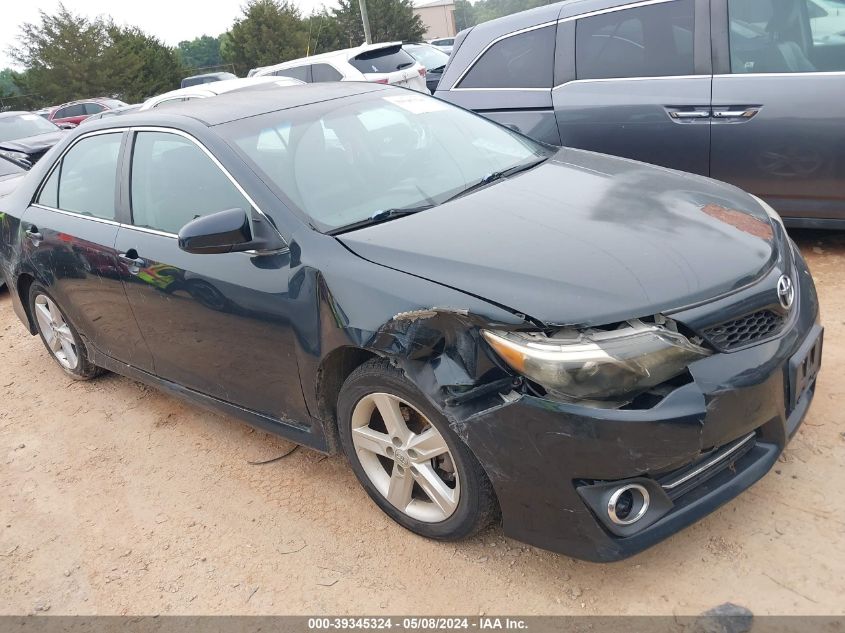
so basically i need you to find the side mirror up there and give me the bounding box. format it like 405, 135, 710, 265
178, 208, 286, 255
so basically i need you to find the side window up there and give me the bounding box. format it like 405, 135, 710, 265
58, 104, 86, 118
728, 0, 844, 73
459, 25, 555, 89
130, 132, 253, 235
312, 63, 343, 82
84, 103, 105, 114
37, 133, 122, 219
274, 65, 310, 82
575, 0, 695, 80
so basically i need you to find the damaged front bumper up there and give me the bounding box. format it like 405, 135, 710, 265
458, 252, 821, 562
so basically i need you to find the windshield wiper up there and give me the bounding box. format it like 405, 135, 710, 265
444, 156, 549, 204
328, 204, 434, 235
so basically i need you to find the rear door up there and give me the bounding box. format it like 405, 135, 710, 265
114, 129, 308, 422
22, 130, 154, 370
552, 0, 713, 176
710, 0, 845, 223
441, 23, 561, 144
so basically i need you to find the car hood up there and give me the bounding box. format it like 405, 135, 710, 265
0, 174, 25, 198
338, 148, 778, 327
0, 130, 65, 154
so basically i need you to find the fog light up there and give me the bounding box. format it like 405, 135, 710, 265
607, 484, 650, 525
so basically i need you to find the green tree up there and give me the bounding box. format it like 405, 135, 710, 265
178, 35, 224, 70
103, 25, 184, 102
10, 3, 111, 105
222, 0, 309, 76
8, 4, 183, 107
330, 0, 425, 46
304, 11, 347, 55
0, 69, 20, 97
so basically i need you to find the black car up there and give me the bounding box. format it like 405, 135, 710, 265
0, 111, 68, 166
0, 83, 822, 562
403, 43, 450, 94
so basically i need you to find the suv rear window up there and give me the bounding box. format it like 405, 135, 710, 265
350, 46, 416, 74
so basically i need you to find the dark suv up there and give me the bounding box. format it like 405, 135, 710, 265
436, 0, 845, 227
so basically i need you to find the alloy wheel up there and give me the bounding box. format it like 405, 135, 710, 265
351, 393, 460, 522
33, 294, 79, 370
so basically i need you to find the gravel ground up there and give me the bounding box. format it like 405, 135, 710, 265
1, 229, 843, 616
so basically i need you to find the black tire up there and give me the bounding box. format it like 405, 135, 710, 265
338, 358, 498, 541
28, 283, 103, 381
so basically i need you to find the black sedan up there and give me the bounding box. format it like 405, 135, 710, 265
0, 111, 68, 166
0, 83, 822, 561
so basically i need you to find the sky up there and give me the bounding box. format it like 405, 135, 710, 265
1, 0, 337, 69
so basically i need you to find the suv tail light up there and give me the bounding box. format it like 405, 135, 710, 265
372, 78, 389, 84
418, 67, 427, 78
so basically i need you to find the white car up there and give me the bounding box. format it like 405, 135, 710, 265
251, 42, 428, 93
427, 37, 454, 55
138, 76, 304, 111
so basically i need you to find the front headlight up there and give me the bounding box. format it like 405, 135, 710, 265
482, 320, 711, 403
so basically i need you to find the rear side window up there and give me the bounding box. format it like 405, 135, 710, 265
728, 0, 845, 73
84, 103, 105, 114
37, 133, 122, 220
55, 104, 86, 119
575, 0, 695, 80
274, 65, 310, 82
312, 63, 343, 82
458, 25, 555, 89
350, 46, 416, 74
130, 132, 252, 235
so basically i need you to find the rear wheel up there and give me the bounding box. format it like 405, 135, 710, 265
338, 358, 498, 540
29, 283, 102, 380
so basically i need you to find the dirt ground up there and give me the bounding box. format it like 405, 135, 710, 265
1, 229, 843, 617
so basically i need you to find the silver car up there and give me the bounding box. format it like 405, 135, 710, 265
436, 0, 845, 228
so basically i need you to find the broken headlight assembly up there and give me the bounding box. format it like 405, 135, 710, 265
482, 319, 712, 405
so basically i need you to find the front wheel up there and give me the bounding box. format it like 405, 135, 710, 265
29, 283, 103, 380
338, 358, 498, 541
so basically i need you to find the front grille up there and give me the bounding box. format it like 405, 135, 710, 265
702, 309, 785, 351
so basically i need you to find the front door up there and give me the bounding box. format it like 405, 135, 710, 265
22, 130, 154, 370
710, 0, 845, 222
114, 129, 308, 422
552, 0, 713, 176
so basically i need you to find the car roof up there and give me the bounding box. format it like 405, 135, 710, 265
140, 76, 304, 109
99, 82, 388, 128
0, 111, 32, 119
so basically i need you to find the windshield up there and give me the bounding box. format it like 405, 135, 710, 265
0, 114, 59, 142
404, 44, 449, 70
0, 156, 26, 177
221, 91, 552, 232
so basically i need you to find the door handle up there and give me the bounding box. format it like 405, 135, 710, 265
118, 252, 146, 272
712, 108, 760, 120
668, 110, 711, 119
25, 227, 43, 243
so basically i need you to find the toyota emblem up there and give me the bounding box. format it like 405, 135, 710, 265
777, 275, 794, 310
